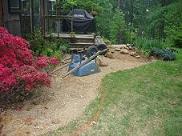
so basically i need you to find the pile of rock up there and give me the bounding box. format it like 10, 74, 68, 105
109, 44, 141, 59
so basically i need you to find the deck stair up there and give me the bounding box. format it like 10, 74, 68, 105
45, 33, 95, 49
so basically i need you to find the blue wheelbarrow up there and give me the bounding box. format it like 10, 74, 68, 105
63, 48, 107, 77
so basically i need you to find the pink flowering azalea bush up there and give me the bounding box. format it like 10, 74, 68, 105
35, 56, 59, 69
0, 27, 59, 95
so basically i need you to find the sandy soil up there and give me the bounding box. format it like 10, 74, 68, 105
0, 52, 149, 136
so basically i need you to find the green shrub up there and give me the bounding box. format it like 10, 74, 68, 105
125, 31, 137, 44
173, 30, 182, 48
28, 30, 70, 59
134, 37, 167, 54
109, 9, 126, 44
150, 48, 176, 61
103, 37, 112, 45
28, 30, 46, 55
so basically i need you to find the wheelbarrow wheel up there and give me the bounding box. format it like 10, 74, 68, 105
86, 46, 98, 58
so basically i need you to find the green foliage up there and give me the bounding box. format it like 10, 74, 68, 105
94, 0, 114, 38
118, 0, 182, 49
125, 31, 136, 44
145, 0, 182, 40
59, 0, 102, 13
150, 48, 176, 61
93, 0, 127, 44
103, 37, 112, 45
96, 8, 127, 43
173, 30, 182, 48
28, 30, 45, 55
134, 37, 166, 54
109, 9, 126, 43
146, 6, 165, 39
28, 30, 70, 60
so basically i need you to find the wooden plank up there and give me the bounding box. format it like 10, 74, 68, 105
70, 42, 94, 45
70, 45, 94, 49
70, 48, 86, 50
45, 15, 73, 19
45, 33, 95, 39
45, 33, 96, 49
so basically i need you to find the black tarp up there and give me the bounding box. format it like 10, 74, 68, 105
63, 9, 95, 33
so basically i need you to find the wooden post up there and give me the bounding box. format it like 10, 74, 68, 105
29, 0, 34, 33
0, 0, 4, 26
40, 0, 45, 36
71, 16, 73, 32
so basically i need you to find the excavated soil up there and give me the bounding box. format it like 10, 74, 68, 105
0, 52, 150, 136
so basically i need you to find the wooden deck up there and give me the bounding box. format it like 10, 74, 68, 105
45, 33, 95, 39
45, 33, 95, 49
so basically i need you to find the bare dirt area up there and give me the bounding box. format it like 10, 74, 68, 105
0, 50, 150, 136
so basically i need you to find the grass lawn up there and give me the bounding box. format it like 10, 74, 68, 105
48, 50, 182, 136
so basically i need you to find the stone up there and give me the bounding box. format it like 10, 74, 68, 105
109, 49, 115, 53
115, 48, 121, 51
32, 101, 39, 105
96, 57, 108, 67
130, 52, 137, 56
24, 117, 34, 126
124, 46, 129, 50
52, 119, 60, 124
119, 45, 127, 49
128, 46, 133, 50
91, 121, 97, 126
105, 52, 114, 59
150, 56, 155, 60
135, 55, 141, 58
44, 106, 48, 109
120, 49, 129, 54
80, 95, 84, 98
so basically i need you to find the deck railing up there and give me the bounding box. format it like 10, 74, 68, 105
44, 15, 74, 37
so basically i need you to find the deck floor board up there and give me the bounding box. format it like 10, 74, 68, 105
45, 33, 95, 39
